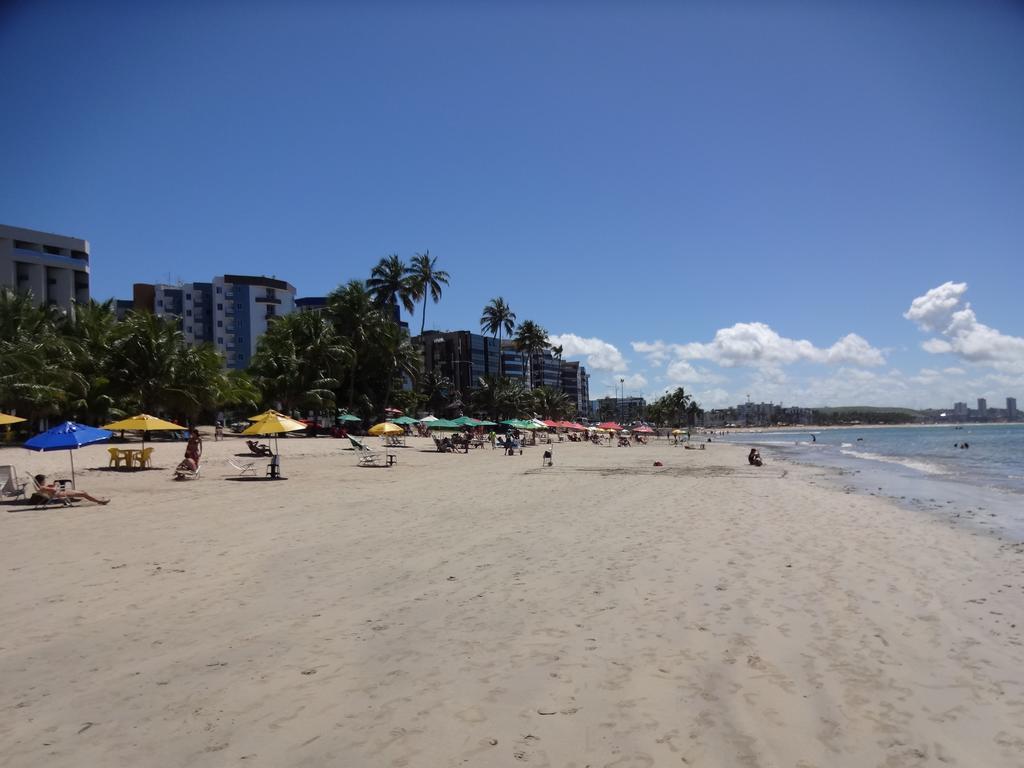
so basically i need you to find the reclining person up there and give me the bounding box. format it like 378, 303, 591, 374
32, 475, 110, 505
246, 440, 273, 457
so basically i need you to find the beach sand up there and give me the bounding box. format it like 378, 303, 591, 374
2, 434, 1023, 767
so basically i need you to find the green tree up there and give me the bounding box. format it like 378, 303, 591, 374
480, 297, 516, 376
532, 386, 573, 420
406, 250, 450, 335
250, 311, 352, 414
367, 254, 416, 317
513, 320, 549, 390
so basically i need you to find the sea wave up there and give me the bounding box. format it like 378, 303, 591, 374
838, 448, 946, 476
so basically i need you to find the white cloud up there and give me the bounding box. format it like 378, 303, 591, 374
905, 283, 1024, 372
635, 323, 884, 369
594, 372, 647, 397
550, 333, 626, 371
903, 281, 968, 333
665, 360, 725, 386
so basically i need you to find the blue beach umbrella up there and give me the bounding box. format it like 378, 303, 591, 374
24, 421, 113, 488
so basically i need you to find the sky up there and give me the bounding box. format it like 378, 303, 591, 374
2, 1, 1022, 410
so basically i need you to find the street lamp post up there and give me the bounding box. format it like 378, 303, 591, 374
620, 377, 625, 422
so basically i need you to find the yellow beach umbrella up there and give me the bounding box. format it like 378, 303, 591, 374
103, 413, 186, 432
247, 408, 291, 421
242, 411, 307, 460
368, 421, 403, 436
0, 412, 26, 426
103, 413, 188, 453
671, 429, 684, 435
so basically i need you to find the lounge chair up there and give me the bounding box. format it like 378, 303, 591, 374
27, 477, 80, 509
0, 465, 29, 501
349, 435, 385, 466
246, 440, 273, 457
174, 462, 201, 480
228, 458, 256, 476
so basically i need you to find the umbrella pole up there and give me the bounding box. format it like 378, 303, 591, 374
70, 450, 76, 489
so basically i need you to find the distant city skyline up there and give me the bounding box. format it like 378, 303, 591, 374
1, 3, 1021, 409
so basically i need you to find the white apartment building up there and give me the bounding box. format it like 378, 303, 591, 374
0, 224, 90, 311
211, 275, 296, 369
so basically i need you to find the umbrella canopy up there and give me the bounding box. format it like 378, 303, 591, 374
419, 415, 439, 422
387, 415, 420, 425
451, 415, 483, 427
336, 412, 362, 423
672, 429, 685, 435
103, 413, 186, 432
426, 418, 463, 430
597, 421, 624, 431
24, 421, 112, 487
243, 412, 307, 435
475, 419, 497, 427
368, 421, 404, 436
632, 425, 654, 434
541, 419, 559, 428
383, 407, 404, 415
0, 412, 26, 426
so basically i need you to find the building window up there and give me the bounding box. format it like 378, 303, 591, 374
217, 303, 223, 310
157, 300, 163, 307
217, 320, 223, 327
217, 337, 223, 345
186, 309, 192, 316
216, 286, 222, 294
187, 326, 192, 333
186, 293, 191, 300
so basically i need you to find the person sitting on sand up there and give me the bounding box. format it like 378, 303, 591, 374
748, 449, 763, 467
32, 475, 110, 505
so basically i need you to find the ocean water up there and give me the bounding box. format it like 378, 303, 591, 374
724, 424, 1024, 540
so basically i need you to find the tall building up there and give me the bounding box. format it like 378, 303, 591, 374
212, 275, 296, 369
415, 330, 502, 396
560, 360, 590, 418
977, 398, 988, 419
133, 282, 215, 345
500, 341, 528, 384
1008, 397, 1018, 421
0, 224, 90, 312
953, 401, 968, 419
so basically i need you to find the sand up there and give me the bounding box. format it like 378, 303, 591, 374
2, 433, 1023, 767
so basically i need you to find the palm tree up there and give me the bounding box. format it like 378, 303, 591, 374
367, 254, 416, 319
471, 376, 531, 421
532, 386, 572, 420
513, 320, 549, 390
480, 297, 516, 377
328, 280, 385, 412
250, 311, 352, 413
551, 344, 563, 391
406, 250, 450, 335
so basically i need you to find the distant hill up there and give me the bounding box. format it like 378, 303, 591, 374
812, 406, 924, 424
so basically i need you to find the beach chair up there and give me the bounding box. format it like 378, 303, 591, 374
349, 436, 384, 466
246, 440, 273, 457
0, 465, 29, 501
174, 462, 201, 480
228, 458, 257, 476
27, 477, 80, 509
542, 446, 553, 467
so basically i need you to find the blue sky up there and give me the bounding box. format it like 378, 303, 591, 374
2, 1, 1022, 409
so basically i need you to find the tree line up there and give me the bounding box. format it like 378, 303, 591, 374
1, 250, 700, 428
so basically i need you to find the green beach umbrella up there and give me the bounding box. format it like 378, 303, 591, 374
388, 415, 420, 425
426, 418, 462, 430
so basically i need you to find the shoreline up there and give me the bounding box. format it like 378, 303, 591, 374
2, 436, 1023, 766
